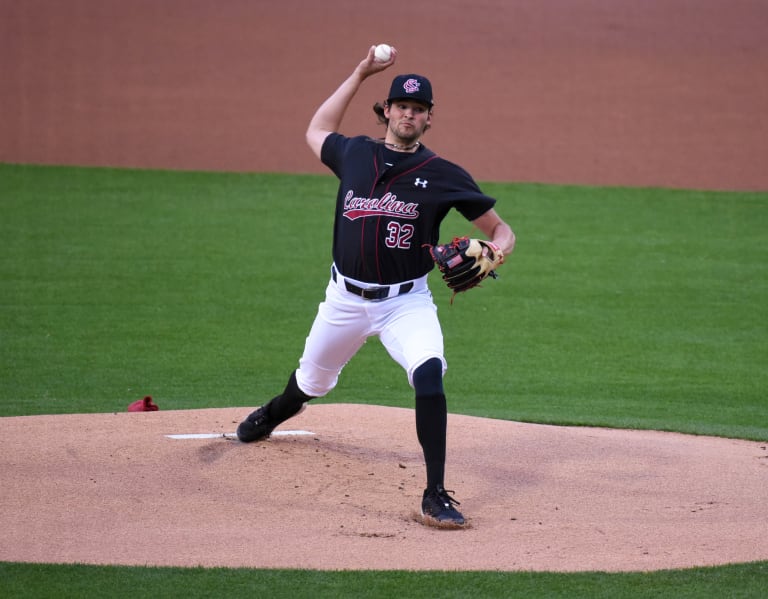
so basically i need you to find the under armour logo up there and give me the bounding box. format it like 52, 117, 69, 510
414, 178, 428, 188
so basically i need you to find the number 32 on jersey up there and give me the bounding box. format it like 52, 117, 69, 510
386, 221, 415, 249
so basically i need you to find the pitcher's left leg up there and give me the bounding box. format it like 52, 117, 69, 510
378, 293, 466, 526
412, 357, 465, 526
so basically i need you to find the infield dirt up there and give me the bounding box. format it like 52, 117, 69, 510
1, 405, 767, 571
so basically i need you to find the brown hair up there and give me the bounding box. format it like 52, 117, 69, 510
373, 102, 388, 125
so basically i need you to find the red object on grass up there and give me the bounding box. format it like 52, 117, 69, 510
127, 396, 159, 412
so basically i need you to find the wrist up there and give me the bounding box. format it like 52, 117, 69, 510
487, 241, 504, 263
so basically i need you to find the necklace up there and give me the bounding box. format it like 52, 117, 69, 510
384, 141, 420, 152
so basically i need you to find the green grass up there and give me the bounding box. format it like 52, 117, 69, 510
1, 163, 766, 597
1, 561, 767, 599
3, 164, 765, 439
1, 165, 339, 413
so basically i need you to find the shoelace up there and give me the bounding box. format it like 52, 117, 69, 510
435, 487, 461, 507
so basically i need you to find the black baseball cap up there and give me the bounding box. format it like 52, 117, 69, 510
387, 74, 434, 108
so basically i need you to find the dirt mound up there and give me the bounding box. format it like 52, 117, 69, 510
1, 404, 765, 571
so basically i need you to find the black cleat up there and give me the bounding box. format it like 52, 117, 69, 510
421, 484, 466, 527
236, 405, 276, 443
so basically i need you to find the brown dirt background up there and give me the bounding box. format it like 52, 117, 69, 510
1, 0, 767, 190
1, 0, 767, 573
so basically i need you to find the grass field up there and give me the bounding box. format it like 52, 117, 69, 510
1, 163, 766, 597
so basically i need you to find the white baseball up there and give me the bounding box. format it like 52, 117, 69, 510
374, 43, 392, 62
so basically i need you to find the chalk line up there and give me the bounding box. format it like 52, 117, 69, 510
165, 431, 315, 440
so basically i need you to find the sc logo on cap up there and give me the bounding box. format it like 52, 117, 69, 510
403, 78, 421, 93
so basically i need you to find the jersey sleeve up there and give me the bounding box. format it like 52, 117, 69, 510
320, 132, 347, 178
441, 162, 497, 221
321, 133, 373, 179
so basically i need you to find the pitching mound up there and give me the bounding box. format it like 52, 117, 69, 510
1, 404, 765, 571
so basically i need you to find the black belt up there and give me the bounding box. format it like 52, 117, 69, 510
332, 267, 414, 301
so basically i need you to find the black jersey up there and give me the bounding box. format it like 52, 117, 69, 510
321, 133, 496, 284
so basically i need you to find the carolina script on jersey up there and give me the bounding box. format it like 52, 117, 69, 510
342, 190, 420, 221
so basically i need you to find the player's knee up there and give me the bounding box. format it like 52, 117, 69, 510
413, 357, 444, 397
295, 364, 337, 398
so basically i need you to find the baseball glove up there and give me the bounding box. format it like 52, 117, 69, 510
427, 236, 504, 295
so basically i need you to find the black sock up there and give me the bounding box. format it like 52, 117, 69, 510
413, 358, 447, 490
415, 392, 447, 490
268, 371, 314, 423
